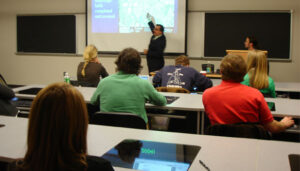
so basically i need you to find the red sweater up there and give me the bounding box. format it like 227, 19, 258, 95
203, 81, 273, 125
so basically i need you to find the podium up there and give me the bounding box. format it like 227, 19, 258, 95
226, 50, 268, 61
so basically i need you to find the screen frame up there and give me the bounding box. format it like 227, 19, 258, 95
85, 0, 188, 55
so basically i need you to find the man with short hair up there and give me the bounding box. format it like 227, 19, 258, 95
91, 48, 166, 124
144, 13, 166, 73
153, 55, 212, 92
202, 54, 294, 133
244, 36, 258, 50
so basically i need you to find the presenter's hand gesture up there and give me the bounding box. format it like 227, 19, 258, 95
146, 13, 156, 25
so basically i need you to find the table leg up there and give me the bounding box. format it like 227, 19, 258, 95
197, 111, 200, 134
201, 111, 205, 134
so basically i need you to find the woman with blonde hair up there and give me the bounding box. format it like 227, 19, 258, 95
77, 45, 108, 87
10, 83, 114, 171
241, 50, 276, 108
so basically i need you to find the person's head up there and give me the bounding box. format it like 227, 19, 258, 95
246, 50, 269, 89
82, 45, 98, 76
175, 55, 190, 66
244, 36, 258, 50
20, 83, 88, 171
153, 24, 164, 36
115, 47, 143, 75
220, 54, 247, 82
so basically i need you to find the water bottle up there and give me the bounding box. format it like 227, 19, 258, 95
64, 72, 70, 84
206, 61, 211, 73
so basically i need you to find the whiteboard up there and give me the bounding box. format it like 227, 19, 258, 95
187, 12, 205, 58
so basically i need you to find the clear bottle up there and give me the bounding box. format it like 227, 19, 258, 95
64, 72, 70, 84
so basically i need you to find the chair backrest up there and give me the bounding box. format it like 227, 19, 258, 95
90, 111, 147, 129
0, 74, 7, 86
205, 122, 271, 140
156, 87, 190, 94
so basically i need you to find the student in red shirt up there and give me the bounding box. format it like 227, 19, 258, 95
203, 54, 294, 133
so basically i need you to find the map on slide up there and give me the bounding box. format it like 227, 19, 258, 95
92, 0, 177, 33
118, 0, 176, 33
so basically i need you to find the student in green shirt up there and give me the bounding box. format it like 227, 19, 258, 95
91, 48, 167, 124
241, 50, 276, 109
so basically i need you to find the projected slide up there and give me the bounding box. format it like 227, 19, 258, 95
92, 0, 177, 33
87, 0, 186, 53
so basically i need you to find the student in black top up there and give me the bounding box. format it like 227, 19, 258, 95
9, 83, 114, 171
0, 84, 18, 116
144, 13, 166, 73
77, 45, 109, 87
0, 74, 18, 116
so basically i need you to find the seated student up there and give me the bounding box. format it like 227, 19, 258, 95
0, 84, 18, 116
202, 54, 294, 133
90, 48, 167, 124
77, 45, 108, 87
152, 55, 212, 92
241, 50, 275, 109
10, 83, 114, 171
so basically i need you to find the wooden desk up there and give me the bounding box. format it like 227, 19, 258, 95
205, 73, 221, 79
0, 116, 299, 171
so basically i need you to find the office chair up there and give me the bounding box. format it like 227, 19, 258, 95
0, 74, 7, 86
90, 111, 147, 129
205, 122, 271, 140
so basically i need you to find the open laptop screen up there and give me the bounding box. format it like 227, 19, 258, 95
139, 75, 149, 81
101, 139, 200, 171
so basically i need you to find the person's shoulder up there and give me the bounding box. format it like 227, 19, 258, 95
239, 83, 265, 98
268, 76, 275, 84
185, 66, 199, 73
203, 85, 217, 95
78, 62, 84, 67
87, 156, 114, 171
163, 65, 175, 70
89, 62, 102, 67
99, 74, 115, 83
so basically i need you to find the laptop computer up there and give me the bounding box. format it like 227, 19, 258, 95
101, 139, 201, 171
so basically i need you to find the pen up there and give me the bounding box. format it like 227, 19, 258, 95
199, 160, 210, 171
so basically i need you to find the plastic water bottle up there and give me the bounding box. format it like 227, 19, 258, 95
64, 72, 70, 84
206, 61, 211, 73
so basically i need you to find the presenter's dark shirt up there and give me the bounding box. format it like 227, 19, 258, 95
77, 62, 109, 87
146, 21, 166, 73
